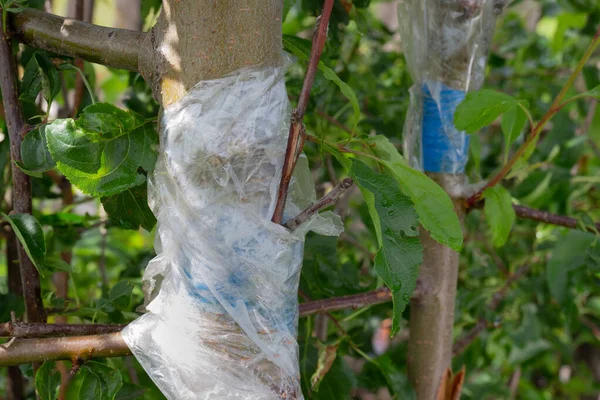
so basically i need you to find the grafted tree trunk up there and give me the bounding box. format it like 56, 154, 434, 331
407, 176, 465, 399
139, 0, 282, 106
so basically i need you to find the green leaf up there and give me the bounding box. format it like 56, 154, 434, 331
44, 255, 73, 273
1, 213, 46, 275
483, 186, 515, 247
283, 35, 360, 130
107, 281, 133, 310
35, 362, 60, 400
20, 52, 60, 106
20, 125, 56, 175
381, 161, 463, 251
547, 231, 596, 304
454, 90, 519, 133
363, 135, 404, 165
101, 183, 156, 231
67, 362, 123, 400
351, 160, 422, 335
501, 105, 528, 162
45, 103, 158, 197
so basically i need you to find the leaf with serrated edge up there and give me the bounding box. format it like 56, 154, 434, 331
351, 160, 422, 335
35, 362, 61, 400
45, 103, 157, 197
20, 125, 56, 174
102, 183, 156, 231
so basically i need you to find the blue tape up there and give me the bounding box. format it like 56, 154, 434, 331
422, 83, 469, 173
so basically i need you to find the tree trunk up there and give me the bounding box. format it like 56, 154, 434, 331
139, 0, 282, 106
407, 176, 465, 399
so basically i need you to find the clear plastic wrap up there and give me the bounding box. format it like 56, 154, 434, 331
121, 63, 342, 400
398, 0, 500, 173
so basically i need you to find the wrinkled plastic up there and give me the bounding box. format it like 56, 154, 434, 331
398, 0, 499, 173
122, 63, 342, 400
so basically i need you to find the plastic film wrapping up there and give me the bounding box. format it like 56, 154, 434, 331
398, 0, 500, 173
122, 63, 342, 400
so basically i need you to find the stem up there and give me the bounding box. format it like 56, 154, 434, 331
284, 178, 353, 231
6, 233, 23, 400
8, 8, 145, 72
513, 204, 600, 232
467, 25, 600, 208
0, 321, 125, 338
0, 11, 46, 325
272, 0, 335, 224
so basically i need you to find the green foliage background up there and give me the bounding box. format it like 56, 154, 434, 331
1, 0, 600, 398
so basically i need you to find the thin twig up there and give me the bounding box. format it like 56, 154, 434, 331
453, 264, 531, 356
513, 204, 600, 232
0, 319, 125, 338
466, 25, 600, 208
284, 178, 353, 231
0, 10, 46, 325
272, 0, 335, 224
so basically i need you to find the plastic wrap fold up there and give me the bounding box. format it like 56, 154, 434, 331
122, 63, 342, 400
398, 0, 499, 173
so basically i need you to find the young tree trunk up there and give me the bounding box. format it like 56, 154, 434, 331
407, 176, 465, 399
139, 0, 282, 106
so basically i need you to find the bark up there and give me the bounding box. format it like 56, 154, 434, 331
8, 8, 145, 71
6, 233, 23, 400
0, 333, 130, 367
0, 13, 46, 326
116, 0, 141, 31
139, 0, 283, 106
407, 175, 465, 399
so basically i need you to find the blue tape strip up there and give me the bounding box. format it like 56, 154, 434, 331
422, 83, 469, 173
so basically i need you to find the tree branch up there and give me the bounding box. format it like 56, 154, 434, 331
514, 204, 600, 232
8, 8, 145, 71
0, 319, 125, 338
0, 10, 46, 325
284, 178, 353, 231
0, 286, 409, 365
272, 0, 335, 224
0, 333, 130, 367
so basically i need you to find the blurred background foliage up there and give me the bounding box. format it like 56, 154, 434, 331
1, 0, 600, 399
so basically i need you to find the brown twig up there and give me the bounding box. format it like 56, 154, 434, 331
0, 319, 125, 338
0, 10, 46, 325
284, 178, 353, 231
272, 0, 335, 224
513, 204, 600, 232
6, 233, 23, 400
453, 264, 531, 356
466, 25, 600, 208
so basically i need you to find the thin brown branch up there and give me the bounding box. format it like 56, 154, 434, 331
0, 11, 46, 325
453, 264, 531, 356
272, 0, 335, 224
316, 109, 353, 135
513, 204, 600, 232
8, 8, 145, 72
0, 285, 416, 366
299, 288, 392, 317
0, 333, 130, 367
6, 233, 23, 400
284, 178, 353, 231
0, 319, 125, 338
